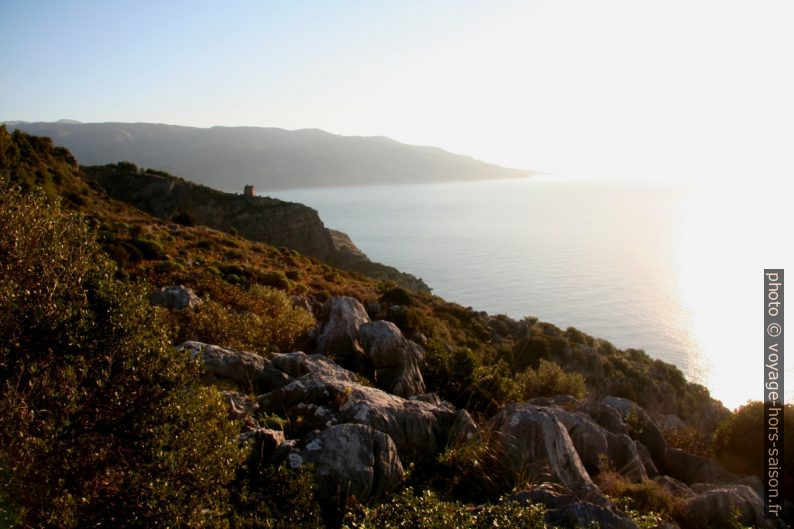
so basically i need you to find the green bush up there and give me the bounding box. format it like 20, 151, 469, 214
133, 237, 166, 259
517, 359, 587, 400
342, 488, 546, 529
172, 209, 197, 226
0, 181, 244, 527
424, 344, 520, 414
510, 336, 552, 370
230, 464, 324, 529
255, 270, 291, 290
713, 401, 793, 503
169, 283, 315, 356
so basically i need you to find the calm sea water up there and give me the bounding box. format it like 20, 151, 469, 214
272, 177, 792, 409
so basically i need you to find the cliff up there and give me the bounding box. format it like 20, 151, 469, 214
83, 163, 429, 292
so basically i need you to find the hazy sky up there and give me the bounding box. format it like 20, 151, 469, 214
1, 0, 792, 179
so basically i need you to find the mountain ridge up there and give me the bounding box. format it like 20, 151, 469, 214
5, 121, 536, 192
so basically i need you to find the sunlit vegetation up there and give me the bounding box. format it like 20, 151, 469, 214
343, 488, 547, 529
0, 179, 244, 527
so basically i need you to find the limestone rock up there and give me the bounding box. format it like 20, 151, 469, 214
602, 396, 668, 470
258, 371, 458, 463
148, 285, 202, 309
653, 475, 694, 498
359, 320, 426, 397
181, 341, 284, 392
222, 390, 259, 420
514, 485, 637, 529
314, 297, 370, 366
677, 484, 787, 529
240, 428, 285, 462
664, 447, 734, 485
488, 403, 599, 498
540, 404, 647, 482
294, 423, 404, 506
270, 351, 357, 383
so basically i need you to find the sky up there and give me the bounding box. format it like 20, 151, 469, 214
1, 0, 793, 180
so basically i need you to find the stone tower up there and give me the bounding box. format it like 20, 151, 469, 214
243, 185, 255, 197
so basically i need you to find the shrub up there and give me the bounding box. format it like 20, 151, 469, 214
713, 401, 793, 503
510, 336, 551, 370
424, 345, 519, 414
380, 287, 414, 306
0, 181, 244, 527
116, 160, 139, 172
663, 425, 713, 458
169, 282, 315, 356
172, 209, 197, 226
517, 359, 587, 400
133, 237, 165, 259
434, 431, 512, 502
255, 270, 291, 290
342, 488, 546, 529
230, 464, 324, 529
154, 259, 184, 274
598, 471, 676, 517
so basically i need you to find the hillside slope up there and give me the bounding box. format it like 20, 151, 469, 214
4, 126, 777, 529
83, 162, 429, 292
7, 121, 534, 191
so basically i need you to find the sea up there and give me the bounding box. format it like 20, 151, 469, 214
271, 176, 792, 410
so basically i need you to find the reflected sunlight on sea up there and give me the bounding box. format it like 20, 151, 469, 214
273, 177, 792, 410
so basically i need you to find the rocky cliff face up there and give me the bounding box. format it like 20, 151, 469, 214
85, 164, 429, 291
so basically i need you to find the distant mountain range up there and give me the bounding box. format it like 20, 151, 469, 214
4, 121, 534, 191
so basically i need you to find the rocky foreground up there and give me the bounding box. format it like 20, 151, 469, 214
166, 291, 785, 529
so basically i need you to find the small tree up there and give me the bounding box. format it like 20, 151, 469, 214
0, 180, 244, 527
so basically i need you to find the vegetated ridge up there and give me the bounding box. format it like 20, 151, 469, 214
83, 162, 428, 292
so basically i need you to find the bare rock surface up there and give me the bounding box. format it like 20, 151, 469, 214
258, 370, 457, 463
181, 341, 279, 392
291, 423, 404, 506
677, 484, 787, 529
359, 320, 426, 397
314, 297, 370, 366
148, 285, 202, 309
488, 403, 600, 498
664, 447, 734, 485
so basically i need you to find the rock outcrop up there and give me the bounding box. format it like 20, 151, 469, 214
258, 370, 458, 463
291, 424, 404, 505
182, 341, 288, 392
180, 333, 776, 529
148, 284, 202, 309
488, 403, 600, 499
677, 484, 787, 529
313, 297, 370, 367
359, 320, 426, 398
663, 447, 734, 485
